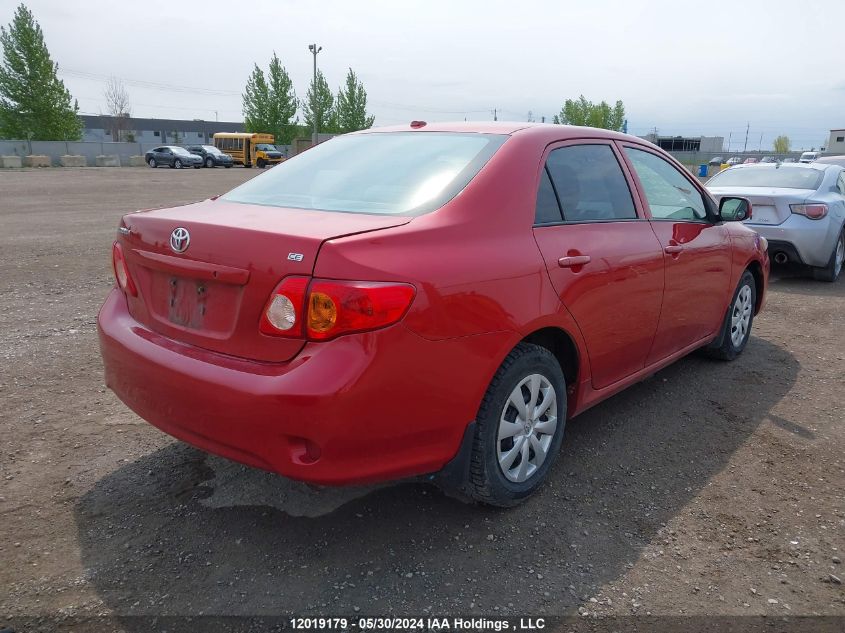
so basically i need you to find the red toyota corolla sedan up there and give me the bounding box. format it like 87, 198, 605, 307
98, 122, 769, 506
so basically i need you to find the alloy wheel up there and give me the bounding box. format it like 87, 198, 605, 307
497, 374, 558, 483
835, 234, 844, 279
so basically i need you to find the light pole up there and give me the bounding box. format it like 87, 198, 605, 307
308, 43, 322, 145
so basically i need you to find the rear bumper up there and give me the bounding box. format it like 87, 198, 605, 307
748, 214, 841, 267
97, 289, 508, 485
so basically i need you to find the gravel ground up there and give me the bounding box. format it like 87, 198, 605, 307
0, 167, 843, 630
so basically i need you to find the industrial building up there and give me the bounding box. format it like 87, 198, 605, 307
80, 115, 243, 144
639, 133, 724, 153
826, 128, 845, 154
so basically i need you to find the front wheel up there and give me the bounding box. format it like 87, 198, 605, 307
812, 229, 844, 282
459, 343, 566, 507
704, 270, 756, 361
257, 158, 266, 169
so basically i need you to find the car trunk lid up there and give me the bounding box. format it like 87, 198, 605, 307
118, 198, 411, 361
708, 186, 816, 226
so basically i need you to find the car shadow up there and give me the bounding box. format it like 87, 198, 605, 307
768, 266, 844, 297
73, 337, 797, 622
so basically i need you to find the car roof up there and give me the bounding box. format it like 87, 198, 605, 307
352, 121, 649, 144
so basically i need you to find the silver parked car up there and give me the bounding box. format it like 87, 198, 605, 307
706, 163, 845, 281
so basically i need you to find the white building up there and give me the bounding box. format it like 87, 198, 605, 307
827, 129, 845, 154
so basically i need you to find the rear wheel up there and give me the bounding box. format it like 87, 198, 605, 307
173, 159, 183, 169
704, 270, 756, 361
205, 157, 214, 168
812, 229, 844, 282
462, 343, 566, 507
148, 158, 156, 168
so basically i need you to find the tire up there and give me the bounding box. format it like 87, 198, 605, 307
193, 164, 201, 169
174, 159, 183, 169
148, 158, 156, 168
205, 157, 214, 168
812, 229, 844, 282
462, 342, 566, 507
224, 165, 232, 169
257, 158, 266, 169
704, 270, 756, 361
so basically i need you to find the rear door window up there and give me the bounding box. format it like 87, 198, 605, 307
544, 144, 637, 222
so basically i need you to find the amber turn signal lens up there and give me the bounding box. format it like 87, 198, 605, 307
308, 292, 338, 333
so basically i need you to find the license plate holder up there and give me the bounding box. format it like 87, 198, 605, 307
167, 277, 208, 328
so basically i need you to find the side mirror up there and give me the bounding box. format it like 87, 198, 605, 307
719, 196, 752, 222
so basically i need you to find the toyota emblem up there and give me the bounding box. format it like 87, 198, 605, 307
169, 227, 190, 253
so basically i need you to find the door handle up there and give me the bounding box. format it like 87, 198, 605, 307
664, 244, 683, 254
558, 255, 591, 268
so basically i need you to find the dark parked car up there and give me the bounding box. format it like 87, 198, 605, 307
187, 145, 234, 168
145, 146, 203, 169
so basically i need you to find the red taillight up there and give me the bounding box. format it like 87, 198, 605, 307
111, 242, 137, 296
306, 280, 416, 341
790, 203, 828, 220
259, 276, 309, 337
260, 277, 416, 341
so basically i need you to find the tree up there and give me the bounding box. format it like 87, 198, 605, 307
303, 69, 335, 135
0, 4, 81, 140
334, 68, 374, 133
242, 53, 298, 145
558, 95, 626, 131
242, 63, 271, 135
265, 53, 298, 144
773, 135, 791, 154
103, 76, 131, 141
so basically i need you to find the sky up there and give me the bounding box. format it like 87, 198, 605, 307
7, 0, 845, 150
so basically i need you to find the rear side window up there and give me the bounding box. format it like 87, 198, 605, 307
624, 148, 708, 221
535, 168, 563, 224
543, 145, 637, 222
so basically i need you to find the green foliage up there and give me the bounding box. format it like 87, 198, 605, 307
242, 53, 298, 145
558, 95, 625, 131
334, 68, 374, 133
303, 69, 335, 135
0, 4, 81, 140
773, 135, 790, 154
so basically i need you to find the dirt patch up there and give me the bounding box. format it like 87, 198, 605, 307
0, 168, 843, 628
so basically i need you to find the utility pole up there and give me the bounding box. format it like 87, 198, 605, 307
743, 122, 749, 153
492, 108, 498, 121
308, 43, 323, 145
759, 133, 763, 152
727, 132, 732, 152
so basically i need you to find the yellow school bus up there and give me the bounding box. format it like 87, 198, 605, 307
212, 132, 284, 168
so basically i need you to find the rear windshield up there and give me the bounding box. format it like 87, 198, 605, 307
707, 166, 824, 189
221, 132, 508, 215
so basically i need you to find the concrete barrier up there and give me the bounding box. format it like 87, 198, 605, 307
59, 154, 87, 167
128, 155, 146, 167
24, 155, 51, 167
95, 154, 120, 167
0, 155, 22, 168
